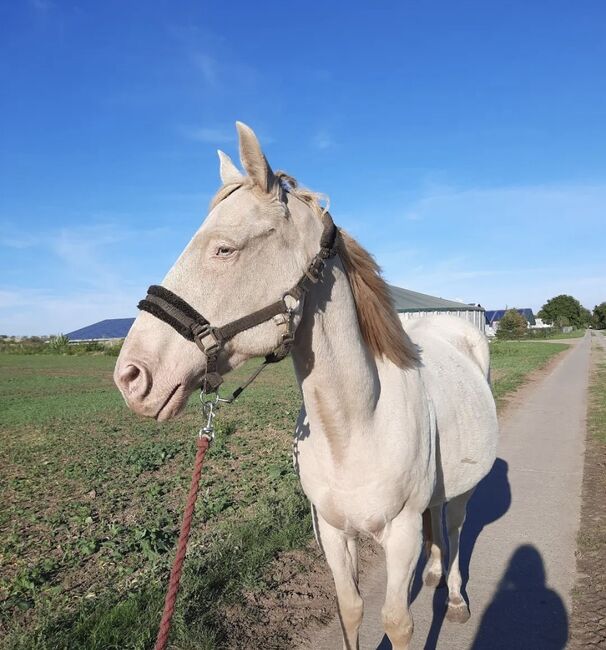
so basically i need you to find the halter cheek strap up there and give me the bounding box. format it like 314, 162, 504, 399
137, 211, 338, 393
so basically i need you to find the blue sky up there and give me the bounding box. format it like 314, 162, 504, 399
1, 0, 605, 335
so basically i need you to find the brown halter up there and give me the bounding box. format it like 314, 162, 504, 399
138, 210, 338, 393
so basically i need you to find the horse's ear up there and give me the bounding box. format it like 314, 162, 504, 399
217, 150, 242, 185
236, 121, 276, 194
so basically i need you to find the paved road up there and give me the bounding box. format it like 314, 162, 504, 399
302, 333, 591, 650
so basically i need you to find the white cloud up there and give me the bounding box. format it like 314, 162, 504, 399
179, 124, 274, 148
192, 53, 218, 85
0, 221, 179, 335
375, 181, 606, 310
30, 0, 54, 11
0, 288, 139, 336
311, 130, 335, 151
180, 126, 234, 144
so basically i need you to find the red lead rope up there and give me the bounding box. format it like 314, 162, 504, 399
154, 435, 211, 650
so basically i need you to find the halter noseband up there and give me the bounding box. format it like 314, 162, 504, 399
137, 210, 338, 393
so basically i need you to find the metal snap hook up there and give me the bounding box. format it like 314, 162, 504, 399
282, 292, 300, 314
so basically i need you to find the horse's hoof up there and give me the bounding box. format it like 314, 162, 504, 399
445, 599, 470, 623
423, 571, 443, 587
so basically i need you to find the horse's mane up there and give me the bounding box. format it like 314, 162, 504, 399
210, 173, 419, 369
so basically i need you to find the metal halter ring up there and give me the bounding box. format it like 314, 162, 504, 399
282, 292, 300, 314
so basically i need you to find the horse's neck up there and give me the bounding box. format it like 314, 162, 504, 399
291, 260, 381, 437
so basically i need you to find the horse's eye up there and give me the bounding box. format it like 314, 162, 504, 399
216, 245, 234, 257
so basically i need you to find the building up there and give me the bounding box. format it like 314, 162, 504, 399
66, 318, 135, 342
66, 285, 486, 342
485, 308, 536, 331
390, 285, 486, 331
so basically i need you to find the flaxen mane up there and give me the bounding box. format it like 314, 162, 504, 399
211, 172, 419, 369
336, 229, 419, 369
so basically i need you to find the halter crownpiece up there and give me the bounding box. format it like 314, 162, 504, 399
137, 210, 338, 393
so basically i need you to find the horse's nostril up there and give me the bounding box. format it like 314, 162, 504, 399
121, 364, 140, 383
118, 362, 149, 398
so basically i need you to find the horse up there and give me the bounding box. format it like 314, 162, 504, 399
114, 122, 498, 650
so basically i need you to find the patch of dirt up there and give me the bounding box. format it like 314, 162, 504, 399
569, 342, 606, 649
222, 537, 380, 649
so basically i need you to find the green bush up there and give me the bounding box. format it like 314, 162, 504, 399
103, 341, 123, 357
48, 334, 69, 352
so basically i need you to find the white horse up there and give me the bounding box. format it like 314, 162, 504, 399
115, 123, 498, 650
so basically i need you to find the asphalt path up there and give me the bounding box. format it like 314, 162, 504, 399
302, 333, 591, 650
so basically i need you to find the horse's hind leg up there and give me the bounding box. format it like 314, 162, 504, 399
381, 506, 423, 650
314, 508, 362, 650
422, 504, 445, 587
444, 489, 474, 623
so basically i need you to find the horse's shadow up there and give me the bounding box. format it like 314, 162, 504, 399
377, 457, 512, 649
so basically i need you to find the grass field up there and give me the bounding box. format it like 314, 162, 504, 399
545, 329, 587, 340
0, 339, 569, 649
489, 340, 569, 407
569, 333, 606, 645
588, 337, 606, 443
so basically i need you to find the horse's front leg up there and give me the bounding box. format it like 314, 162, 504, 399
314, 507, 362, 650
381, 506, 423, 650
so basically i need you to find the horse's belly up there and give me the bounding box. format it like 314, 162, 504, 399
429, 380, 498, 503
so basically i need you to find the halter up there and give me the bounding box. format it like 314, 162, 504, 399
138, 210, 338, 394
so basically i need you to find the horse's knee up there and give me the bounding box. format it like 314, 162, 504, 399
340, 594, 364, 631
382, 604, 413, 647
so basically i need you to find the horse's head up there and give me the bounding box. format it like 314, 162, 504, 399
114, 123, 326, 420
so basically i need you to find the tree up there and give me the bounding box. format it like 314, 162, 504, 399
593, 302, 606, 330
538, 294, 590, 329
497, 308, 528, 339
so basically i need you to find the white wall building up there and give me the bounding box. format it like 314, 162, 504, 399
389, 285, 485, 332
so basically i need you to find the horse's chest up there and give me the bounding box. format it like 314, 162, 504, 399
297, 449, 421, 535
308, 476, 411, 535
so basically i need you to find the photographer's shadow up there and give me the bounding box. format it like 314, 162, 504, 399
470, 544, 568, 649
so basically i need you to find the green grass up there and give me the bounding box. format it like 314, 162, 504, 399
544, 329, 586, 339
0, 339, 570, 649
588, 341, 606, 444
490, 340, 569, 406
0, 354, 307, 649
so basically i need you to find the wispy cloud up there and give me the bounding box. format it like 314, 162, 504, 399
0, 232, 39, 249
179, 124, 274, 148
49, 225, 128, 291
0, 220, 179, 334
192, 52, 218, 85
29, 0, 54, 11
311, 130, 335, 151
180, 126, 234, 144
373, 181, 606, 310
0, 288, 140, 336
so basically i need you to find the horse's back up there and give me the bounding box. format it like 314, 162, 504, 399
405, 314, 490, 379
404, 315, 498, 503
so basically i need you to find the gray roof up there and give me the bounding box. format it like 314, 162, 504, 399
388, 285, 484, 313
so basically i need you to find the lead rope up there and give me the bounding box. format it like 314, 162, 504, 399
153, 432, 210, 650
153, 356, 275, 650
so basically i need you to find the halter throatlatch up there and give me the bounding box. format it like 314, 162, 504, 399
138, 211, 338, 394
